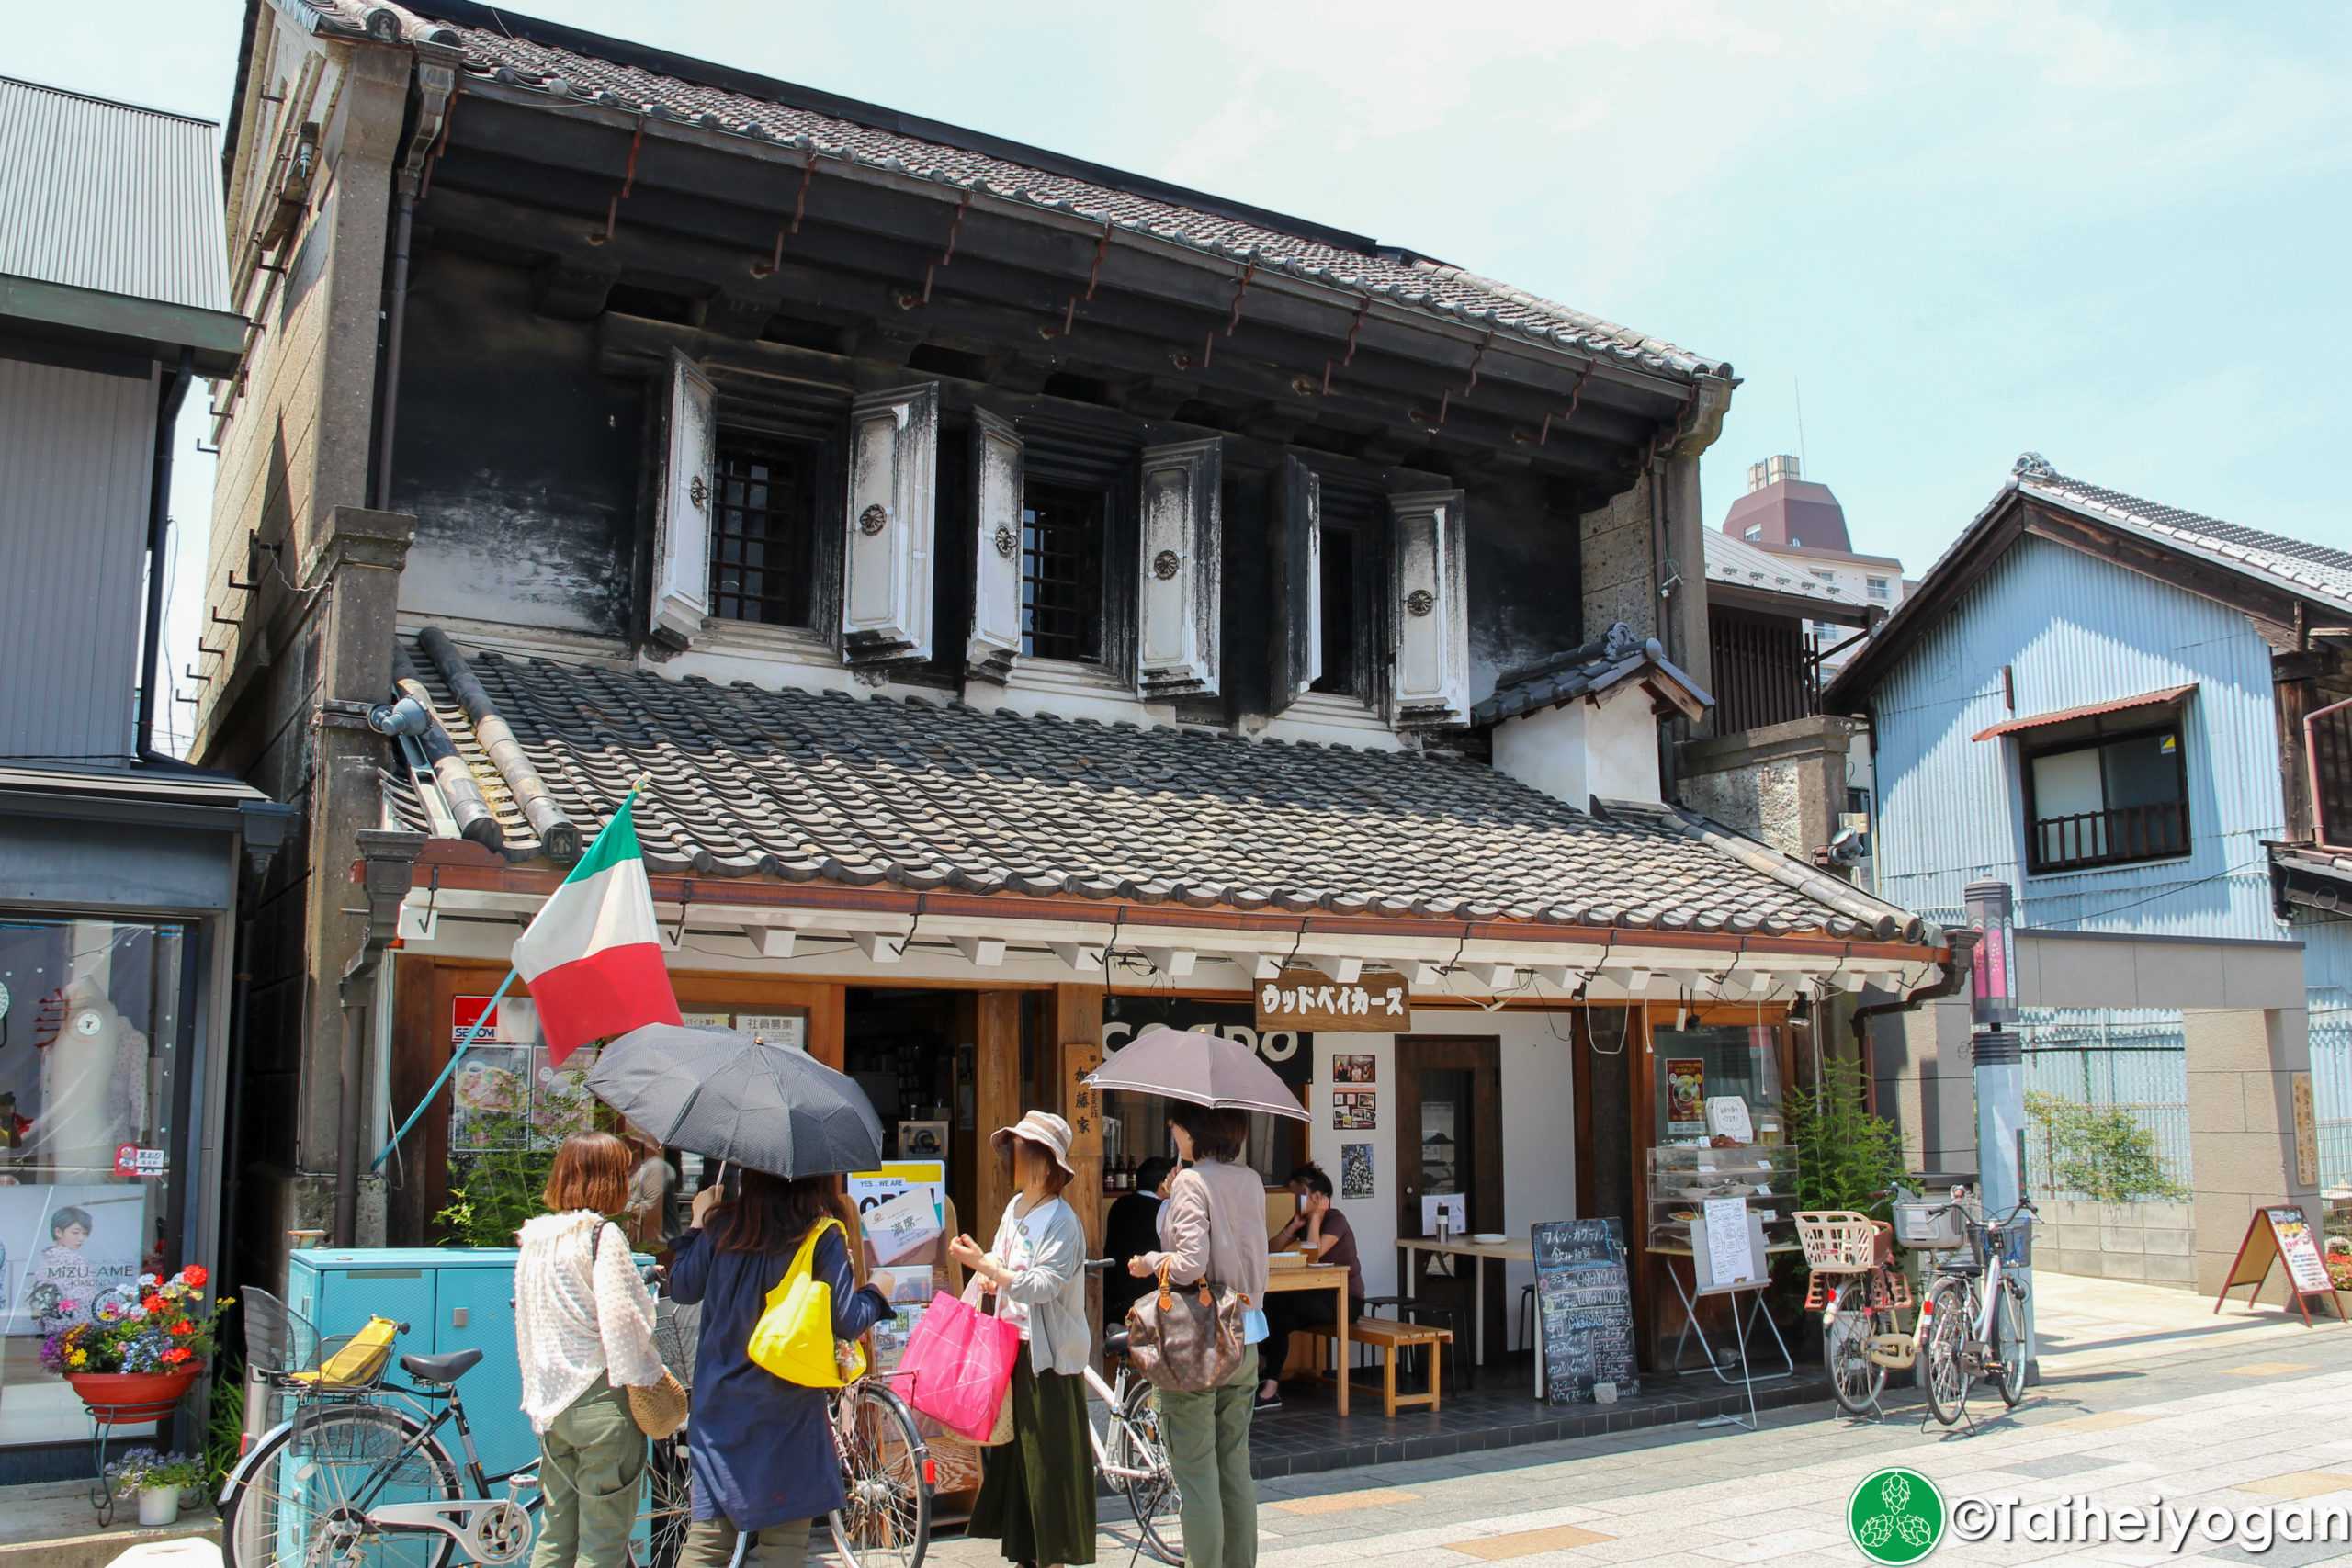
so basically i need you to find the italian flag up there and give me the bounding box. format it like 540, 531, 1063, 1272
513, 797, 681, 1064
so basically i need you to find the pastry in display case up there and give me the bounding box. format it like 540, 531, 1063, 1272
1646, 1142, 1799, 1252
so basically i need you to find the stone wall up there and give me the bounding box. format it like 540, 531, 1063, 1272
1677, 715, 1856, 862
2036, 1197, 2197, 1289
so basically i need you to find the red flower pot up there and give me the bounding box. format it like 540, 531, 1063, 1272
65, 1367, 203, 1422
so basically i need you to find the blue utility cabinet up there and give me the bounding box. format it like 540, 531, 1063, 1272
288, 1246, 645, 1480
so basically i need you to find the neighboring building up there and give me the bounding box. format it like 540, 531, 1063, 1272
189, 0, 1950, 1382
0, 76, 291, 1481
1722, 453, 1906, 680
1825, 453, 2346, 1295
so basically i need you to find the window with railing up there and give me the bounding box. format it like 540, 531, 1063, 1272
2025, 725, 2188, 873
1020, 482, 1106, 662
1707, 606, 1819, 734
708, 436, 818, 627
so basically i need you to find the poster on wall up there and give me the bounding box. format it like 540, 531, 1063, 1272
1340, 1143, 1374, 1199
2, 1185, 147, 1336
1333, 1090, 1377, 1130
1665, 1058, 1706, 1137
1331, 1055, 1376, 1084
849, 1161, 948, 1375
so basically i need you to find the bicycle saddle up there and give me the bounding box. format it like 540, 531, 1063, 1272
401, 1348, 484, 1384
1103, 1327, 1132, 1358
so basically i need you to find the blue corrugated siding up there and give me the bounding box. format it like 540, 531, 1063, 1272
1872, 535, 2282, 937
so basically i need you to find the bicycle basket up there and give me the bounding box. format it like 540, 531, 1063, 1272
1793, 1212, 1883, 1271
291, 1410, 447, 1488
243, 1288, 321, 1377
1969, 1216, 2032, 1269
1892, 1199, 1968, 1251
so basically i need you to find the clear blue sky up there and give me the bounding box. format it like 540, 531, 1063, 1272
18, 2, 2349, 752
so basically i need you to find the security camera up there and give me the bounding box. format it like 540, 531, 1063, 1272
367, 694, 432, 738
1826, 824, 1869, 865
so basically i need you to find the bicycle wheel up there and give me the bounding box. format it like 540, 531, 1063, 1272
631, 1430, 693, 1568
1825, 1281, 1888, 1416
1114, 1379, 1183, 1567
1991, 1276, 2029, 1408
223, 1402, 463, 1568
829, 1382, 931, 1568
1920, 1279, 1974, 1427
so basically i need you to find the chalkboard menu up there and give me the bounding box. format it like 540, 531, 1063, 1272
1532, 1218, 1640, 1405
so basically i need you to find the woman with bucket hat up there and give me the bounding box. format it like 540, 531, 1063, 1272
948, 1110, 1096, 1567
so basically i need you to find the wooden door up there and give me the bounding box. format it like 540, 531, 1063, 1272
1394, 1035, 1504, 1354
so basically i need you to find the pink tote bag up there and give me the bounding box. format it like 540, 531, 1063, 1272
889, 1280, 1021, 1444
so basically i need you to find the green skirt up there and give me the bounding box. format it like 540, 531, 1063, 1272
968, 1343, 1096, 1564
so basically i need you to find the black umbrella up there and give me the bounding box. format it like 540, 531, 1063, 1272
585, 1024, 884, 1178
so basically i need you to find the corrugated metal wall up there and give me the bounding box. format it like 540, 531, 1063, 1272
1872, 535, 2283, 937
0, 355, 155, 761
0, 78, 231, 311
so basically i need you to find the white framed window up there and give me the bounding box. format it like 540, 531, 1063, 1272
1867, 576, 1891, 600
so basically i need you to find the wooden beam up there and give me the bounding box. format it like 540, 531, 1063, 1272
807, 983, 845, 1071
2019, 502, 2304, 636
974, 990, 1023, 1236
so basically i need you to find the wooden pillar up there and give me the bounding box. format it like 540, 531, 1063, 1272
974, 991, 1022, 1234
1053, 984, 1107, 1254
808, 984, 846, 1071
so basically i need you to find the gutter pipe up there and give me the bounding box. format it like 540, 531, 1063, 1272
371, 51, 456, 511
136, 348, 195, 764
1849, 927, 1977, 1116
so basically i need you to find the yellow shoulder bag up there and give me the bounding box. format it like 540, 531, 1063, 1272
746, 1216, 869, 1387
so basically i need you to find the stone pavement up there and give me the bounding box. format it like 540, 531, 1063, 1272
923, 1274, 2352, 1567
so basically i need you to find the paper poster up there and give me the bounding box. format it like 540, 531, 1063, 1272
2, 1184, 148, 1335
1701, 1197, 1758, 1289
862, 1187, 944, 1267
1340, 1143, 1374, 1199
737, 1014, 806, 1050
1705, 1096, 1753, 1143
1422, 1194, 1468, 1235
2267, 1206, 2333, 1295
679, 1013, 731, 1029
1666, 1059, 1706, 1135
1333, 1089, 1376, 1130
1331, 1054, 1376, 1084
850, 1162, 946, 1269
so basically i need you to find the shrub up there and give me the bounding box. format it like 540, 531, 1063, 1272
2026, 1090, 2188, 1202
1784, 1063, 1909, 1219
435, 1104, 560, 1247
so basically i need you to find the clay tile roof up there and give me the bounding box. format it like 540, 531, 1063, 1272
1470, 623, 1713, 726
300, 1, 1724, 382
385, 635, 1927, 943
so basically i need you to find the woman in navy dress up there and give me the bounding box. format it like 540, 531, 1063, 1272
670, 1168, 892, 1567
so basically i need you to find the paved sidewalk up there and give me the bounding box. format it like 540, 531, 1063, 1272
926, 1276, 2352, 1567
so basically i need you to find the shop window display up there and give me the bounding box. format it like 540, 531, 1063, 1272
0, 919, 189, 1449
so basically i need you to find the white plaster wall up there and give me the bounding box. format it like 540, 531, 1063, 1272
1588, 697, 1664, 803
1490, 702, 1588, 807
1305, 1011, 1578, 1326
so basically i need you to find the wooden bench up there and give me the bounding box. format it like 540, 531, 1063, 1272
1304, 1316, 1451, 1416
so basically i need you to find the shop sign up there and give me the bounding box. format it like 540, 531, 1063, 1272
2293, 1071, 2318, 1188
1102, 997, 1311, 1088
1255, 972, 1408, 1033
113, 1145, 167, 1179
452, 995, 539, 1044
1067, 1038, 1103, 1155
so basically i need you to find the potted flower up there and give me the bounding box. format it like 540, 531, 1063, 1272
107, 1448, 204, 1526
39, 1265, 231, 1420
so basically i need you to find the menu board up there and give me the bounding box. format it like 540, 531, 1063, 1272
2217, 1202, 2347, 1324
1532, 1219, 1639, 1405
2267, 1206, 2333, 1295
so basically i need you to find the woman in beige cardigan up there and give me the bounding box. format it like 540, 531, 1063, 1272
1128, 1103, 1271, 1568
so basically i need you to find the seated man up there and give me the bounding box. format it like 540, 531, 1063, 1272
1258, 1161, 1363, 1410
1102, 1156, 1177, 1326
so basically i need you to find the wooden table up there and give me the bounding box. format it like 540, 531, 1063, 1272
1264, 1263, 1352, 1415
1396, 1235, 1534, 1370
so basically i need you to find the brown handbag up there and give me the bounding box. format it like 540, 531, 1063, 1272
593, 1224, 690, 1438
1124, 1259, 1250, 1393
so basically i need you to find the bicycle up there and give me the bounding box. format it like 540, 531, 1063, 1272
826, 1374, 932, 1568
1081, 1262, 1182, 1566
1795, 1209, 1914, 1417
1916, 1189, 2035, 1427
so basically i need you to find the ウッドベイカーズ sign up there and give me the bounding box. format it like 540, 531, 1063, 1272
1256, 973, 1409, 1032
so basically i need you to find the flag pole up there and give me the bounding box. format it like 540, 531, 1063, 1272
369, 772, 654, 1172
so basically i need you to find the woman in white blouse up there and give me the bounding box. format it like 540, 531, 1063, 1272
514, 1132, 667, 1568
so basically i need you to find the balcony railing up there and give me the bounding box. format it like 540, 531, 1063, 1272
2309, 697, 2352, 850
2030, 800, 2189, 873
1709, 608, 1820, 735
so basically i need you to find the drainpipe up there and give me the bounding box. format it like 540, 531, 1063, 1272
1849, 927, 1976, 1116
136, 347, 195, 762
334, 830, 425, 1246
371, 52, 457, 511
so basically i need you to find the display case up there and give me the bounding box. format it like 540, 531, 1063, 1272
1645, 1144, 1800, 1253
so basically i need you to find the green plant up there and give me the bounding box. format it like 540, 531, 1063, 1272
435, 1105, 560, 1247
2026, 1091, 2188, 1202
107, 1447, 201, 1492
1784, 1063, 1910, 1219
204, 1356, 245, 1495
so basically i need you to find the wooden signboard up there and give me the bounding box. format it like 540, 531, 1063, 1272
2215, 1204, 2346, 1325
1532, 1218, 1639, 1404
1256, 972, 1409, 1032
2292, 1072, 2319, 1189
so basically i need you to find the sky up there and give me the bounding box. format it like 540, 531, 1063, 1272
17, 1, 2351, 755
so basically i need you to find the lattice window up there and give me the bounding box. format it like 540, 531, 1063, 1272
1021, 482, 1104, 661
709, 437, 815, 626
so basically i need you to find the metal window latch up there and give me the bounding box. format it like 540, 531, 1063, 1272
313, 698, 379, 732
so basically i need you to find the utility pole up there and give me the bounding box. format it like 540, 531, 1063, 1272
1964, 879, 2034, 1381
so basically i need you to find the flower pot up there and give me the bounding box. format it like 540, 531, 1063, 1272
136, 1484, 182, 1527
64, 1367, 203, 1421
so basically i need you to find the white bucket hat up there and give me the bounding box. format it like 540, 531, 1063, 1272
989, 1110, 1076, 1179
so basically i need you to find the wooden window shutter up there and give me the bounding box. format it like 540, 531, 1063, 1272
842, 381, 939, 667
966, 409, 1024, 682
1136, 437, 1222, 698
649, 349, 718, 649
1269, 456, 1321, 714
1387, 488, 1469, 728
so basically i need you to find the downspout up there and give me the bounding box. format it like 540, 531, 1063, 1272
1849, 927, 1976, 1117
371, 51, 457, 511
136, 348, 195, 763
334, 830, 424, 1246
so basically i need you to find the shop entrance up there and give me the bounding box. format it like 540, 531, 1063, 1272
1395, 1035, 1505, 1357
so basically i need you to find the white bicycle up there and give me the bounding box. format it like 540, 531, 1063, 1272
1917, 1190, 2035, 1426
1083, 1264, 1182, 1565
